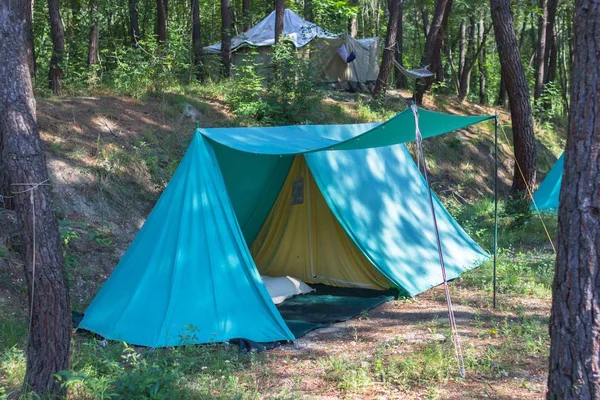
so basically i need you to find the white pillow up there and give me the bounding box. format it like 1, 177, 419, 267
260, 275, 315, 304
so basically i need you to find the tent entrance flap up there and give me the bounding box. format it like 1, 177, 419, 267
251, 155, 392, 290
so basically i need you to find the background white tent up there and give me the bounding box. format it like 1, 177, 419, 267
204, 9, 380, 84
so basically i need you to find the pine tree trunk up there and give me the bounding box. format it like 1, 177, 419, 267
129, 0, 141, 45
458, 21, 466, 79
457, 16, 475, 102
414, 0, 453, 104
192, 0, 205, 81
0, 3, 71, 397
47, 0, 64, 95
534, 0, 548, 101
156, 0, 168, 43
87, 0, 99, 68
421, 4, 430, 38
26, 0, 35, 79
274, 0, 284, 43
242, 0, 250, 30
547, 1, 600, 398
478, 16, 487, 104
394, 0, 407, 89
373, 0, 401, 97
544, 0, 558, 83
220, 0, 231, 76
348, 0, 358, 37
490, 0, 537, 195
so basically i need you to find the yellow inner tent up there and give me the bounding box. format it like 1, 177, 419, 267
250, 156, 391, 290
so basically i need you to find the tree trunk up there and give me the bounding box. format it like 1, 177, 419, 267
0, 3, 71, 397
534, 0, 548, 102
544, 0, 558, 83
242, 0, 250, 30
191, 0, 205, 81
47, 0, 64, 95
457, 17, 475, 102
129, 0, 141, 45
478, 16, 487, 104
394, 0, 407, 89
304, 0, 313, 21
348, 0, 358, 37
421, 4, 430, 38
497, 72, 507, 107
26, 0, 35, 79
156, 0, 168, 43
490, 0, 537, 195
414, 0, 453, 104
220, 0, 231, 76
547, 1, 600, 398
373, 0, 401, 97
274, 0, 284, 43
458, 21, 466, 79
87, 0, 99, 68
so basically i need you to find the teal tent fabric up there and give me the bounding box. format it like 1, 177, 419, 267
79, 133, 294, 347
306, 145, 489, 296
81, 107, 492, 347
532, 152, 563, 213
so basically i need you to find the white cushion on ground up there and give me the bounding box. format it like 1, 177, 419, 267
261, 275, 315, 304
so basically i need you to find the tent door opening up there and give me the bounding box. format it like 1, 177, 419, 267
250, 155, 392, 290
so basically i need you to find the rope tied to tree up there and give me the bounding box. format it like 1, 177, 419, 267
10, 179, 51, 349
410, 104, 466, 379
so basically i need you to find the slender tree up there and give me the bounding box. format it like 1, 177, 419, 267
547, 1, 600, 398
191, 0, 205, 80
348, 0, 359, 37
534, 0, 548, 102
47, 0, 64, 94
394, 0, 407, 89
490, 0, 537, 195
478, 16, 487, 104
242, 0, 250, 30
274, 0, 284, 42
128, 0, 141, 45
373, 0, 401, 97
414, 0, 453, 104
156, 0, 168, 43
0, 1, 71, 396
220, 0, 231, 76
25, 0, 35, 78
457, 16, 476, 102
304, 0, 313, 22
87, 0, 99, 68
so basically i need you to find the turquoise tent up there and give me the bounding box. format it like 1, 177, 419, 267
532, 152, 564, 213
80, 107, 494, 348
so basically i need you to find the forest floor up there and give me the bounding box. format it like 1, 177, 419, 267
0, 86, 561, 399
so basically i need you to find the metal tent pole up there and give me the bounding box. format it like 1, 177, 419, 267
493, 114, 499, 309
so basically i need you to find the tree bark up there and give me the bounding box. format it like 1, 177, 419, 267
0, 3, 71, 397
26, 0, 35, 79
87, 0, 99, 68
47, 0, 64, 95
497, 71, 507, 107
274, 0, 284, 43
414, 0, 453, 104
373, 0, 401, 97
394, 0, 407, 89
490, 0, 537, 195
534, 0, 548, 102
421, 4, 430, 38
242, 0, 250, 30
220, 0, 231, 76
128, 0, 141, 45
478, 16, 487, 104
547, 1, 600, 398
156, 0, 168, 43
192, 0, 205, 81
544, 0, 558, 83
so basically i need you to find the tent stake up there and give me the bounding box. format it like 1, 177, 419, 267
493, 114, 499, 309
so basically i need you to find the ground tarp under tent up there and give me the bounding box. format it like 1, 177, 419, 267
532, 152, 564, 213
203, 9, 379, 84
79, 107, 494, 348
